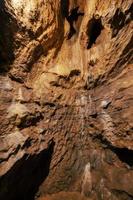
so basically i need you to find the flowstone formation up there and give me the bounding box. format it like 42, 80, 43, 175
0, 0, 133, 200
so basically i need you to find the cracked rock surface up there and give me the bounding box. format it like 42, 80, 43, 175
0, 0, 133, 200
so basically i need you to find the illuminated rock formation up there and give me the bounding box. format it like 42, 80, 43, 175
0, 0, 133, 199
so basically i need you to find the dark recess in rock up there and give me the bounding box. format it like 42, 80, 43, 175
93, 134, 133, 167
69, 69, 81, 77
61, 0, 69, 18
109, 4, 133, 38
0, 0, 17, 72
87, 17, 104, 48
112, 189, 133, 200
66, 7, 84, 39
112, 147, 133, 167
18, 113, 44, 130
0, 141, 55, 200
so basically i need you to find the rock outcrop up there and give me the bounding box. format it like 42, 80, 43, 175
0, 0, 133, 200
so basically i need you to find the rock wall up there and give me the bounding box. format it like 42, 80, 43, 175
0, 0, 133, 200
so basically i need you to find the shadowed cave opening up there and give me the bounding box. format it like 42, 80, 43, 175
109, 4, 133, 38
67, 7, 84, 39
61, 0, 69, 18
87, 17, 104, 49
93, 134, 133, 167
0, 0, 16, 73
0, 141, 55, 200
112, 147, 133, 167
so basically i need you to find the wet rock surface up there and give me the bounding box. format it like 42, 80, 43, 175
0, 0, 133, 200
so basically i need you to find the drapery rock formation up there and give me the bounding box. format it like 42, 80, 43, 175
0, 0, 133, 199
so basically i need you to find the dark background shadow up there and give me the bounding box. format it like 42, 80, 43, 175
0, 141, 55, 200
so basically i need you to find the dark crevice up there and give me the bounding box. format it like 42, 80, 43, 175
43, 102, 56, 107
22, 138, 33, 149
109, 4, 133, 38
0, 63, 11, 74
69, 69, 81, 77
66, 7, 84, 39
112, 189, 133, 200
18, 113, 44, 129
93, 133, 112, 148
8, 73, 25, 83
61, 0, 69, 18
87, 17, 104, 49
93, 134, 133, 167
0, 141, 55, 200
112, 147, 133, 167
0, 0, 17, 72
50, 69, 81, 88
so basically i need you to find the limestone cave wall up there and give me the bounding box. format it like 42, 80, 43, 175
0, 0, 133, 200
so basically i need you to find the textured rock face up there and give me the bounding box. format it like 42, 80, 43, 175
0, 0, 133, 200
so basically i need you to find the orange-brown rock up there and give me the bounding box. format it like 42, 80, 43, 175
38, 192, 91, 200
0, 0, 133, 200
